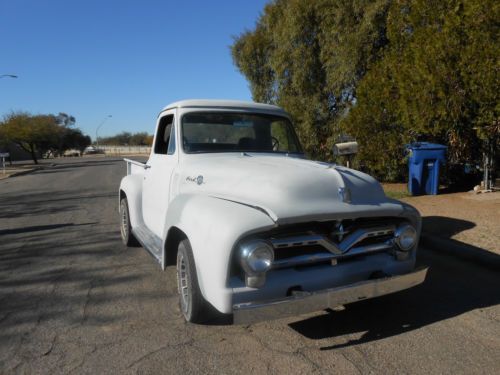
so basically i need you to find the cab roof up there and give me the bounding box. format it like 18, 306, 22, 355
161, 99, 287, 115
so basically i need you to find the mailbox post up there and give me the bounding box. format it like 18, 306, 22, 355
0, 152, 9, 174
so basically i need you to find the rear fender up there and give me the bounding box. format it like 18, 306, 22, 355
119, 174, 144, 229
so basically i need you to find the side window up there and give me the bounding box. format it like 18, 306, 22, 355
167, 122, 176, 155
154, 115, 176, 155
271, 121, 295, 152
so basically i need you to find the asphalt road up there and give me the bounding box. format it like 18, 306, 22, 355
0, 157, 499, 374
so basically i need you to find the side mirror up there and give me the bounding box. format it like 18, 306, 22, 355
333, 141, 358, 156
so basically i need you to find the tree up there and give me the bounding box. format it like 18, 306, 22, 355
97, 131, 153, 146
62, 128, 91, 153
232, 0, 499, 182
232, 0, 392, 160
130, 132, 153, 146
56, 112, 76, 128
341, 0, 499, 181
0, 112, 60, 164
52, 112, 78, 156
0, 111, 90, 163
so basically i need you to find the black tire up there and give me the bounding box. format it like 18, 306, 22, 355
120, 198, 138, 247
176, 239, 208, 323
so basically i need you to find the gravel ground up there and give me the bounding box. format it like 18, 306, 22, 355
384, 184, 500, 255
406, 192, 500, 254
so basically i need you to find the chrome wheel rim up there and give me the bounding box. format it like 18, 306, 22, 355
120, 202, 128, 240
178, 252, 189, 313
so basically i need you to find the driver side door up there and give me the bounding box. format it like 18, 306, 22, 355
142, 111, 177, 238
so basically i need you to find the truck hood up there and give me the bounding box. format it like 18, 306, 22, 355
178, 153, 405, 224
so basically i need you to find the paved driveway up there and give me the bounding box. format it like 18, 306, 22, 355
0, 157, 498, 374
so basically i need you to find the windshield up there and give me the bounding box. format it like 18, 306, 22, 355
181, 112, 303, 154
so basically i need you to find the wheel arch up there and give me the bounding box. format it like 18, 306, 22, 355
161, 194, 276, 313
163, 226, 187, 268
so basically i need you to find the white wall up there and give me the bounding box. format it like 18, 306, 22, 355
99, 145, 151, 155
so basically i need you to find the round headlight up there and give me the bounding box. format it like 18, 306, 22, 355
395, 224, 417, 251
240, 240, 274, 274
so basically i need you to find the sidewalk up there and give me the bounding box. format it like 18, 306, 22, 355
0, 165, 41, 180
384, 183, 500, 269
0, 158, 60, 180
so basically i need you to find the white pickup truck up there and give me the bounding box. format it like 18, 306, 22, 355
119, 99, 427, 324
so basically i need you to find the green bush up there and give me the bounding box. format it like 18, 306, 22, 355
231, 0, 499, 182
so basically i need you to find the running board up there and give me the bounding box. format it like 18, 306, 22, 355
132, 225, 163, 265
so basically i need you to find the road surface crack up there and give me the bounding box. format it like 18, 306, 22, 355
67, 344, 97, 374
340, 352, 363, 375
126, 338, 195, 369
42, 334, 58, 356
81, 279, 96, 324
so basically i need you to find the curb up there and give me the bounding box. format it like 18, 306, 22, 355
420, 234, 500, 271
0, 166, 46, 180
9, 168, 39, 177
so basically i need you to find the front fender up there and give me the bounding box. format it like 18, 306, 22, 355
163, 194, 276, 314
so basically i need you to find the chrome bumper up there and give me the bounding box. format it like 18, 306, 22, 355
233, 266, 428, 325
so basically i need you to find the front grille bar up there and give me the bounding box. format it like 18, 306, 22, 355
272, 241, 394, 269
339, 226, 395, 252
270, 225, 396, 269
271, 234, 343, 254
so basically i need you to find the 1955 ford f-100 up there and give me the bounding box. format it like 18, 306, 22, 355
119, 99, 427, 324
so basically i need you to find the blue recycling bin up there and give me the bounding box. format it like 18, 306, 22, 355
407, 143, 447, 195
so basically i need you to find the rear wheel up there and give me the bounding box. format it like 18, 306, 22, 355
176, 239, 208, 323
120, 198, 138, 246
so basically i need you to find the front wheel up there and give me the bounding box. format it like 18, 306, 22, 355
176, 239, 208, 323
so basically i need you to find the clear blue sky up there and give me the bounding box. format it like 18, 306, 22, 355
0, 0, 267, 139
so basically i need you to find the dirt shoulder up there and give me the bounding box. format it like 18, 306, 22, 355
384, 183, 500, 255
0, 165, 41, 180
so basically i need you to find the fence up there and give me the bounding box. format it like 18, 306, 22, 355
99, 145, 151, 155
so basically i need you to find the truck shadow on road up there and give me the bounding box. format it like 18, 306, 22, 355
419, 216, 499, 270
0, 190, 116, 219
0, 223, 95, 236
290, 215, 499, 347
421, 215, 475, 237
289, 248, 500, 349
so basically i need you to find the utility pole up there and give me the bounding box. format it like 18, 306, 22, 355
96, 115, 112, 152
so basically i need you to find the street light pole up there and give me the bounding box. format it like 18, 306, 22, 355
96, 115, 112, 152
0, 74, 18, 79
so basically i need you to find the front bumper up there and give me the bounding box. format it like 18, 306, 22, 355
233, 266, 428, 324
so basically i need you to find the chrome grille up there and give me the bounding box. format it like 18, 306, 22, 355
270, 225, 396, 269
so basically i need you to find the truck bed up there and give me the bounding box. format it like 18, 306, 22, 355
124, 158, 147, 176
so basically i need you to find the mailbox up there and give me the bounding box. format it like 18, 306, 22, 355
333, 141, 358, 156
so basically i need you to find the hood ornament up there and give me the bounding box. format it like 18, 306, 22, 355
332, 221, 346, 242
338, 187, 351, 203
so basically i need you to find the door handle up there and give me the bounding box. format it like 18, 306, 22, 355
144, 165, 151, 170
